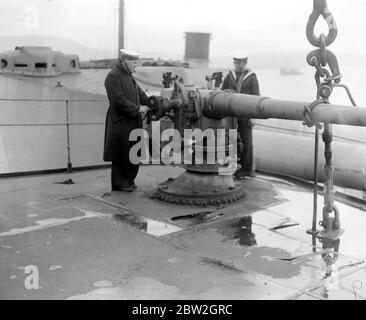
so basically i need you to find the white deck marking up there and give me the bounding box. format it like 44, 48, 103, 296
0, 210, 109, 237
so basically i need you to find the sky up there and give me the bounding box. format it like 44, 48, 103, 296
0, 0, 365, 66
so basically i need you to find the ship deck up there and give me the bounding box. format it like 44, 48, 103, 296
1, 165, 366, 300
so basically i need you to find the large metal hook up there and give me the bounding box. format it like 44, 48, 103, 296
306, 49, 341, 84
306, 0, 337, 47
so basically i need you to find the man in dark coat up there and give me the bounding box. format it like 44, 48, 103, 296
221, 50, 260, 179
103, 49, 151, 192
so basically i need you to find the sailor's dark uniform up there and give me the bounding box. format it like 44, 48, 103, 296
103, 60, 150, 190
221, 68, 260, 175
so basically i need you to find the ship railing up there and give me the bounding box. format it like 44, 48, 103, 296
0, 98, 109, 176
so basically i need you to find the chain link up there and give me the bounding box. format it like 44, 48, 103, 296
306, 0, 337, 47
319, 34, 327, 67
306, 0, 344, 240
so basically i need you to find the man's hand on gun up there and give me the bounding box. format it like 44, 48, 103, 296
147, 95, 168, 120
139, 105, 150, 114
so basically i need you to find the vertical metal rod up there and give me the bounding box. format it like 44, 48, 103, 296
312, 126, 319, 232
308, 89, 321, 240
323, 122, 334, 212
118, 0, 124, 56
312, 234, 317, 253
66, 100, 72, 173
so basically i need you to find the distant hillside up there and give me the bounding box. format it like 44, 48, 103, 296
212, 52, 366, 69
1, 35, 365, 69
0, 35, 115, 61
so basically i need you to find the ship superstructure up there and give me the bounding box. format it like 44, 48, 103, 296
0, 46, 80, 77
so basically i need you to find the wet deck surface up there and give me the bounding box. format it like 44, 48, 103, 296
1, 166, 366, 300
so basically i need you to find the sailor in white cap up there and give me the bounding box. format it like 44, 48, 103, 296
103, 49, 154, 192
120, 48, 141, 58
221, 49, 260, 179
119, 49, 141, 73
231, 49, 250, 61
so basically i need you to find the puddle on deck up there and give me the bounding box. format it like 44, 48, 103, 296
63, 194, 183, 237
218, 215, 258, 247
60, 185, 366, 286
112, 213, 182, 237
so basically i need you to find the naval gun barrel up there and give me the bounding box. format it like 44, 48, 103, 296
204, 91, 366, 127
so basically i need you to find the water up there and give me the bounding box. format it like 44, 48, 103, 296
113, 213, 182, 237
192, 64, 366, 106
256, 64, 366, 106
